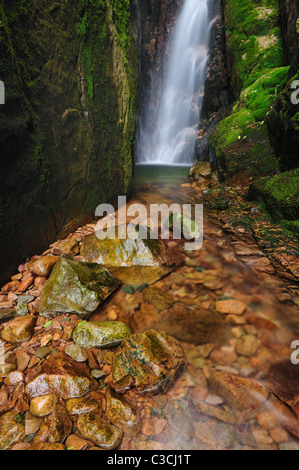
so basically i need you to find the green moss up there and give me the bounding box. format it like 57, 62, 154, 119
78, 0, 138, 202
291, 112, 299, 132
212, 0, 288, 179
212, 109, 255, 149
225, 0, 283, 91
110, 0, 130, 61
237, 67, 290, 121
211, 108, 279, 177
249, 168, 299, 238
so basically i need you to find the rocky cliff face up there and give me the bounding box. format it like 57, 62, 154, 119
195, 0, 230, 165
209, 0, 295, 179
0, 0, 139, 283
136, 0, 183, 143
266, 0, 299, 170
279, 0, 299, 72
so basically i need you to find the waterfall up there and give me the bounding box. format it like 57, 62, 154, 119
137, 0, 211, 165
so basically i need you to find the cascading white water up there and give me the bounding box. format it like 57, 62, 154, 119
137, 0, 210, 164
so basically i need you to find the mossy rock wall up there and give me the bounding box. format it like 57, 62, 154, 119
0, 0, 138, 283
248, 168, 299, 238
267, 72, 299, 171
210, 0, 292, 179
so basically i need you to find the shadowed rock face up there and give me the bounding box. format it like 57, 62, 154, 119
0, 0, 139, 284
196, 0, 230, 164
279, 0, 299, 71
112, 329, 185, 394
267, 360, 299, 418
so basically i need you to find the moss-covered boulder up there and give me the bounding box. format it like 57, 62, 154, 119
76, 412, 123, 450
26, 353, 92, 399
211, 67, 290, 178
248, 168, 299, 238
112, 329, 185, 394
225, 0, 283, 93
80, 230, 174, 286
40, 255, 119, 318
80, 231, 168, 267
72, 321, 131, 349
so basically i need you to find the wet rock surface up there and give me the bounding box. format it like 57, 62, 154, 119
26, 256, 60, 278
1, 315, 36, 344
25, 353, 92, 399
40, 255, 119, 318
209, 371, 269, 412
105, 390, 139, 435
76, 412, 123, 450
72, 321, 131, 349
80, 231, 169, 268
112, 329, 185, 394
0, 411, 25, 450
